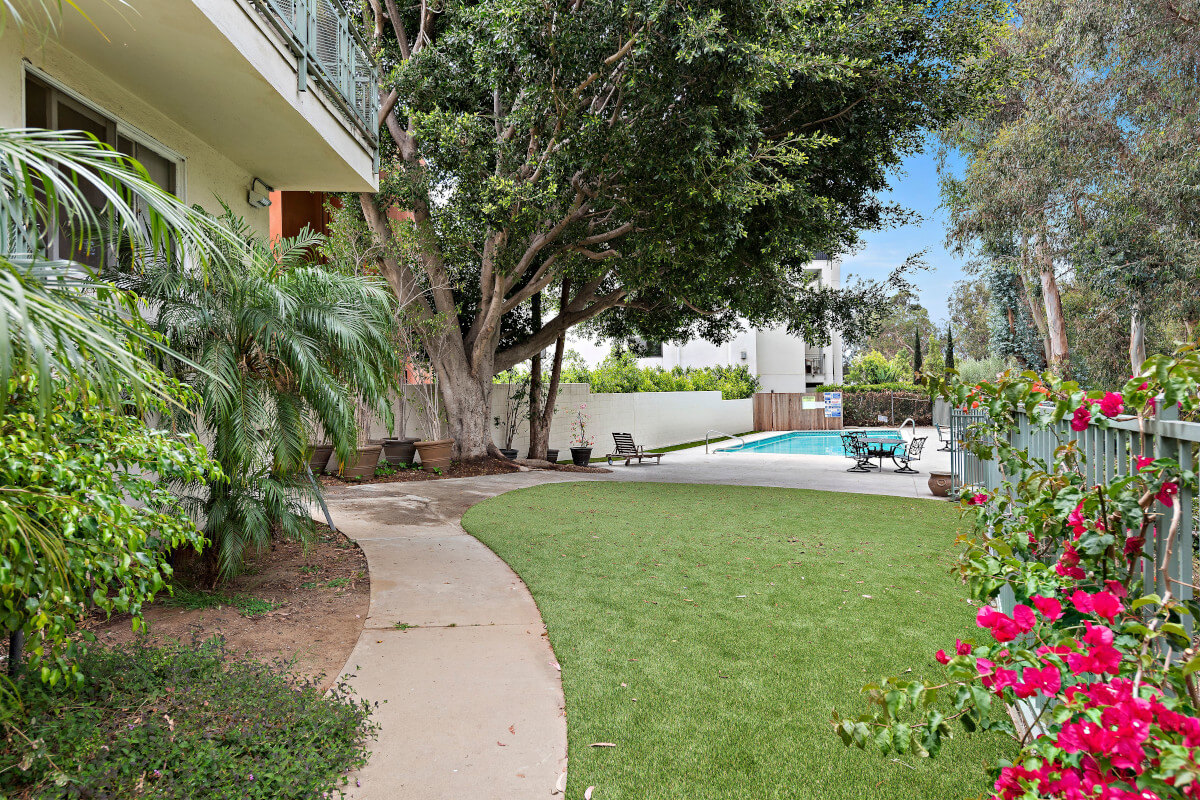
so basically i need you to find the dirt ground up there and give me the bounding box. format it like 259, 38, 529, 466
92, 523, 369, 689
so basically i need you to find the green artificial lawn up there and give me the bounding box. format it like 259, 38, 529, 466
462, 482, 1012, 800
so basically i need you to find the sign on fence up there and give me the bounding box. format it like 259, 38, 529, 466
801, 394, 822, 410
824, 391, 842, 418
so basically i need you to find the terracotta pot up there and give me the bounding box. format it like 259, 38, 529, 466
308, 444, 335, 474
415, 438, 454, 471
499, 448, 518, 460
340, 444, 382, 479
928, 471, 953, 497
382, 437, 419, 466
545, 448, 559, 463
570, 446, 593, 466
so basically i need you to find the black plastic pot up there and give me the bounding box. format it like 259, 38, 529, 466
545, 448, 559, 463
570, 447, 592, 466
499, 448, 518, 460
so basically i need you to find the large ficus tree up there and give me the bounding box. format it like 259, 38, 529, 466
356, 0, 1007, 458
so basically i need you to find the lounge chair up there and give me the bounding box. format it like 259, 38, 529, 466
607, 432, 666, 466
935, 423, 954, 452
893, 436, 927, 474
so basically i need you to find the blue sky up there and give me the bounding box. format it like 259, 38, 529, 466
841, 148, 966, 325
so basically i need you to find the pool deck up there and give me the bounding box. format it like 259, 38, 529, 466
601, 426, 953, 499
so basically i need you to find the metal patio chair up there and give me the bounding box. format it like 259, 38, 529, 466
893, 436, 927, 474
841, 431, 873, 473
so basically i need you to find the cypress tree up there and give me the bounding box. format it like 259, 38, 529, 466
945, 328, 956, 371
913, 327, 924, 379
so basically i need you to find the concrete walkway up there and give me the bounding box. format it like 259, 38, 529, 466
322, 471, 592, 800
325, 428, 953, 798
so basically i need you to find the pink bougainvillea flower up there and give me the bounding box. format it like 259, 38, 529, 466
1056, 542, 1086, 580
1099, 392, 1125, 417
1032, 595, 1063, 621
1066, 501, 1088, 539
1066, 643, 1121, 675
1070, 589, 1095, 615
1082, 621, 1115, 647
1070, 405, 1092, 431
935, 649, 950, 665
1012, 604, 1037, 633
977, 606, 1023, 642
1135, 455, 1154, 472
1104, 580, 1128, 599
955, 639, 972, 656
977, 606, 1001, 628
975, 657, 994, 677
1157, 481, 1179, 506
968, 493, 988, 506
1124, 534, 1145, 558
1089, 591, 1123, 622
1019, 665, 1061, 697
1138, 381, 1149, 391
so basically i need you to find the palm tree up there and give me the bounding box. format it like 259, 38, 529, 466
109, 210, 400, 578
0, 127, 239, 409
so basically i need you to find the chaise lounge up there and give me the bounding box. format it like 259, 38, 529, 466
607, 432, 666, 466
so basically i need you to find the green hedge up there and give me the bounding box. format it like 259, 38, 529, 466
814, 382, 926, 394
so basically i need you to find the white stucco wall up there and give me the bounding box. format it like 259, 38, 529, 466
361, 384, 754, 458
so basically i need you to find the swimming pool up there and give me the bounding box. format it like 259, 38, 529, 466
716, 430, 905, 457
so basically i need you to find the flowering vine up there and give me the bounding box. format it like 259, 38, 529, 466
833, 341, 1200, 799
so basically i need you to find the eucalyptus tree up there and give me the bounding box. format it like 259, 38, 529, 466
352, 0, 1008, 458
941, 0, 1200, 375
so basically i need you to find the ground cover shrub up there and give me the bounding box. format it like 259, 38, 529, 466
463, 482, 1012, 799
835, 341, 1200, 798
0, 638, 375, 798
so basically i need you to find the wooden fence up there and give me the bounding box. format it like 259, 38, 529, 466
752, 392, 843, 431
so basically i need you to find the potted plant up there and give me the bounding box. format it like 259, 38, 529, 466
412, 380, 453, 471
340, 402, 383, 479
382, 386, 419, 466
493, 375, 529, 460
546, 448, 559, 463
308, 442, 335, 474
569, 404, 594, 466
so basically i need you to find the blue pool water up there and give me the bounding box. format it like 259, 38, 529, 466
717, 430, 905, 456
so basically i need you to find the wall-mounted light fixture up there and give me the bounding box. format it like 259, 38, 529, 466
739, 350, 748, 361
247, 177, 274, 208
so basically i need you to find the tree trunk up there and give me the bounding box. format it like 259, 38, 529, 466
1034, 241, 1070, 374
528, 287, 567, 460
1129, 299, 1147, 374
429, 342, 500, 461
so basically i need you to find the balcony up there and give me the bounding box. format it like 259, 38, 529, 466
804, 355, 826, 378
50, 0, 379, 191
248, 0, 378, 148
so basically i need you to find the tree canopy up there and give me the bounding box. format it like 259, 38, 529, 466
349, 0, 1010, 456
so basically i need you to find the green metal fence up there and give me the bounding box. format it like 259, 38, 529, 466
249, 0, 379, 147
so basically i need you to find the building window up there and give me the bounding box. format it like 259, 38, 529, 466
630, 338, 663, 358
24, 70, 179, 261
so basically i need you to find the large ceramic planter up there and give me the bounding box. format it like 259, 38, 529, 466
545, 448, 559, 463
499, 448, 518, 460
928, 471, 953, 498
382, 437, 419, 467
415, 438, 454, 472
341, 444, 382, 479
570, 446, 593, 466
308, 444, 335, 474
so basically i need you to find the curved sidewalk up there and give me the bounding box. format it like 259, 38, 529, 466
323, 471, 595, 800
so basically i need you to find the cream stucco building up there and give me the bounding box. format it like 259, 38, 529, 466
1, 0, 378, 239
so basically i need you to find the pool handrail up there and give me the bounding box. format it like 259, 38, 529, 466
706, 429, 746, 454
898, 417, 916, 441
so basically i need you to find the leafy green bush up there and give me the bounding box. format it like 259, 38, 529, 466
0, 639, 375, 798
844, 349, 912, 385
0, 373, 218, 685
557, 350, 761, 399
814, 381, 926, 394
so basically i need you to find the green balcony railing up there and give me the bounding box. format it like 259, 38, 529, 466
248, 0, 379, 150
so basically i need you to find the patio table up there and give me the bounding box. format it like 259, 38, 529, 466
858, 437, 906, 472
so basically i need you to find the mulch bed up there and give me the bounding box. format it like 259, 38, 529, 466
319, 457, 611, 486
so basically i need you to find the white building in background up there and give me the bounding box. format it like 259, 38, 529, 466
571, 254, 844, 392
